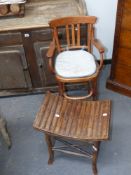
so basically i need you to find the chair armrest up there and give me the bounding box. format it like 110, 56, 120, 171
46, 40, 56, 58
92, 39, 105, 53
46, 40, 56, 73
92, 39, 105, 69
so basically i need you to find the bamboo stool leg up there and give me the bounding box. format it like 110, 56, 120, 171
45, 134, 54, 164
92, 141, 100, 175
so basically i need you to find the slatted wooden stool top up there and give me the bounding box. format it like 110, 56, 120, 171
33, 92, 111, 141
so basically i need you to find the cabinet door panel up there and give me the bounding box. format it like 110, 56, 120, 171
0, 45, 32, 89
119, 30, 131, 48
116, 47, 131, 66
106, 0, 131, 97
121, 9, 131, 29
34, 42, 57, 87
114, 64, 131, 87
124, 0, 131, 10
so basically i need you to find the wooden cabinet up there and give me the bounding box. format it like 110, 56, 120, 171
0, 29, 57, 96
0, 0, 87, 97
106, 0, 131, 97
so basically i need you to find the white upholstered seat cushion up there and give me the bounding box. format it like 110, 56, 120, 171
55, 50, 96, 78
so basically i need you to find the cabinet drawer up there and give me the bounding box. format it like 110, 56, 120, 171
119, 30, 131, 48
116, 47, 131, 66
31, 29, 52, 42
114, 63, 131, 87
0, 32, 22, 46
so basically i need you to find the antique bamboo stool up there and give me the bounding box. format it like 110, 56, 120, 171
33, 92, 111, 175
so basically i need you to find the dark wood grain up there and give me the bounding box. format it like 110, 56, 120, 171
106, 0, 131, 97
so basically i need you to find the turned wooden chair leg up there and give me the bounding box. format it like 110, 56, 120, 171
92, 141, 100, 175
91, 78, 98, 100
45, 134, 54, 164
58, 82, 65, 96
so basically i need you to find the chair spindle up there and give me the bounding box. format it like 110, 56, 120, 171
77, 24, 80, 46
66, 25, 70, 47
71, 24, 75, 46
87, 24, 92, 53
54, 27, 61, 52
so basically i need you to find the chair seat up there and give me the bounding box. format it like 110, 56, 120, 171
55, 50, 97, 78
33, 92, 111, 141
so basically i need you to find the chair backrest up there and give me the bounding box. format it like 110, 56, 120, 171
49, 16, 97, 53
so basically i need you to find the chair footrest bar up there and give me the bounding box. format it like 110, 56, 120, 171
64, 90, 93, 100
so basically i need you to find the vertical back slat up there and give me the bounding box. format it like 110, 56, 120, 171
77, 24, 80, 46
54, 27, 61, 52
71, 24, 75, 46
92, 27, 95, 41
87, 24, 92, 53
66, 25, 70, 47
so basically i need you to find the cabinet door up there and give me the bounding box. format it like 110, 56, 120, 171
106, 0, 131, 97
34, 41, 57, 87
112, 0, 131, 89
0, 45, 32, 90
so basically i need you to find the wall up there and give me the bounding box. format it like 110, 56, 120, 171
85, 0, 118, 59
